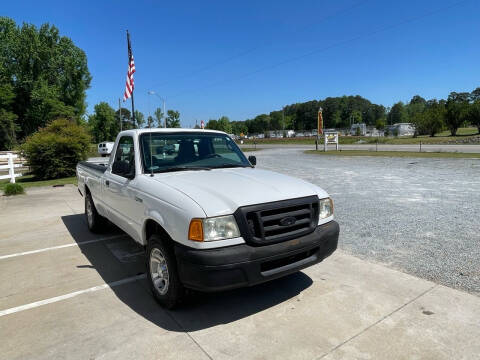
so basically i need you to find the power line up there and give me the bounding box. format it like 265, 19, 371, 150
169, 0, 469, 100
149, 0, 371, 90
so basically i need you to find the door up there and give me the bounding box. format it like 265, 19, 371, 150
103, 136, 143, 238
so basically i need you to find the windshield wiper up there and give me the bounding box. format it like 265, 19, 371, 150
211, 164, 252, 169
154, 166, 212, 173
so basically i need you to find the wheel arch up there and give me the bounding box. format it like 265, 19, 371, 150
143, 218, 175, 249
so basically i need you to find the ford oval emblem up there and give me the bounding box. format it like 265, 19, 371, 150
279, 216, 296, 226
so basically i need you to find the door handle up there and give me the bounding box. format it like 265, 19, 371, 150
105, 180, 110, 187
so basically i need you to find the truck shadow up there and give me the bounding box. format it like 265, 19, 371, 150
61, 214, 313, 332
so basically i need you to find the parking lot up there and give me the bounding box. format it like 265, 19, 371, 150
257, 148, 480, 296
1, 150, 480, 359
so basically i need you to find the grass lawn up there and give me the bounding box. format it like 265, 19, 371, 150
240, 147, 262, 152
0, 175, 77, 192
304, 150, 480, 159
241, 127, 479, 146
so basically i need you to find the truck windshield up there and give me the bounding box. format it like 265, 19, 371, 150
140, 132, 251, 173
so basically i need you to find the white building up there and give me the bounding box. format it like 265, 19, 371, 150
350, 123, 367, 136
386, 123, 415, 136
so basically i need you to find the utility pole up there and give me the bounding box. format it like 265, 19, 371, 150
118, 98, 122, 131
163, 97, 166, 128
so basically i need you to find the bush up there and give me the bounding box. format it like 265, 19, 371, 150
4, 183, 24, 196
21, 119, 91, 179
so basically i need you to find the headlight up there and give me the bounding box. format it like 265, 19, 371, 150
189, 215, 240, 242
319, 198, 334, 219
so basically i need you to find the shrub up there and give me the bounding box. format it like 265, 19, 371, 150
21, 119, 91, 179
4, 183, 24, 196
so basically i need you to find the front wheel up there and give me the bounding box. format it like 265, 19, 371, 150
147, 235, 184, 309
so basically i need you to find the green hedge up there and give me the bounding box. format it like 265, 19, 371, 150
21, 119, 91, 180
4, 183, 24, 196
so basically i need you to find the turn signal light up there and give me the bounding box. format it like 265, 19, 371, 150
188, 219, 204, 242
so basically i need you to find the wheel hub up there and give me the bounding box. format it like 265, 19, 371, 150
150, 248, 169, 295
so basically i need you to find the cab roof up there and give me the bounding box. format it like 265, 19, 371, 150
118, 128, 227, 136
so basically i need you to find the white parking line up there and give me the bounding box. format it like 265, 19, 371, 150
0, 235, 127, 260
0, 274, 147, 317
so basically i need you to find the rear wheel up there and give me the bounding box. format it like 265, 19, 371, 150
147, 235, 184, 309
85, 192, 106, 232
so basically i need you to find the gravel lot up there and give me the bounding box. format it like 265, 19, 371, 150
252, 148, 480, 296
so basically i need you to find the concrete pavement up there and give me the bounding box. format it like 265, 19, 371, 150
0, 186, 479, 359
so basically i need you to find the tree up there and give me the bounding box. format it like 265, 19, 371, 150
24, 79, 76, 134
0, 83, 17, 150
0, 17, 91, 139
375, 118, 385, 130
470, 87, 480, 102
166, 110, 180, 128
206, 119, 218, 130
115, 107, 132, 130
387, 102, 408, 125
446, 92, 469, 136
231, 121, 248, 135
147, 115, 154, 128
216, 116, 232, 133
134, 110, 145, 128
406, 95, 426, 129
465, 101, 480, 134
88, 102, 117, 143
0, 109, 17, 150
414, 100, 445, 137
351, 110, 362, 124
269, 111, 283, 130
154, 107, 164, 128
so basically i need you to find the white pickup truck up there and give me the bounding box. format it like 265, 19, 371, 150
77, 129, 339, 308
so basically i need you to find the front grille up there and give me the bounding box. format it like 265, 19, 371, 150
234, 196, 319, 245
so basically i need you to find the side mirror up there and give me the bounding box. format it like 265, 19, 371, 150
112, 160, 135, 179
248, 155, 256, 166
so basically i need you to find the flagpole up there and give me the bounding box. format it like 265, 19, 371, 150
131, 90, 136, 128
126, 30, 136, 128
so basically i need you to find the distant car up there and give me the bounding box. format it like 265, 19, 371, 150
98, 142, 114, 157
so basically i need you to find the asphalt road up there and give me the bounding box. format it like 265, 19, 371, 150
250, 148, 480, 296
0, 186, 479, 359
250, 143, 480, 153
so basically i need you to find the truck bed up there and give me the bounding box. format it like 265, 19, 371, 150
78, 161, 107, 173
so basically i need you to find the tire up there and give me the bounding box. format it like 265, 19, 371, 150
85, 192, 106, 233
147, 235, 184, 309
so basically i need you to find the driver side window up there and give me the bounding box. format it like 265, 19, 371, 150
112, 136, 135, 177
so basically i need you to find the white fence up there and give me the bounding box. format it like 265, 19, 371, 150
0, 153, 23, 183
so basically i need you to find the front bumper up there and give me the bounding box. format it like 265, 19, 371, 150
174, 220, 339, 292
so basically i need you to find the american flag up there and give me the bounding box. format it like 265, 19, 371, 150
123, 32, 135, 101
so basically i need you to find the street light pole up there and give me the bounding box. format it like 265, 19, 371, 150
148, 91, 167, 128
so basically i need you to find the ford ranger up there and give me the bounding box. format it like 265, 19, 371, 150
76, 129, 339, 308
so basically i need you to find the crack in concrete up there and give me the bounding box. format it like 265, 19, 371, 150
165, 311, 214, 360
314, 284, 438, 360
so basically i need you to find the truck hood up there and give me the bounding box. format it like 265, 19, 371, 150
152, 168, 328, 217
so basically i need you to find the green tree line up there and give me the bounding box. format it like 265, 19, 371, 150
87, 103, 182, 143
0, 17, 91, 150
211, 90, 480, 137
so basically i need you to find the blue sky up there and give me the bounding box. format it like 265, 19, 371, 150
3, 0, 479, 127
